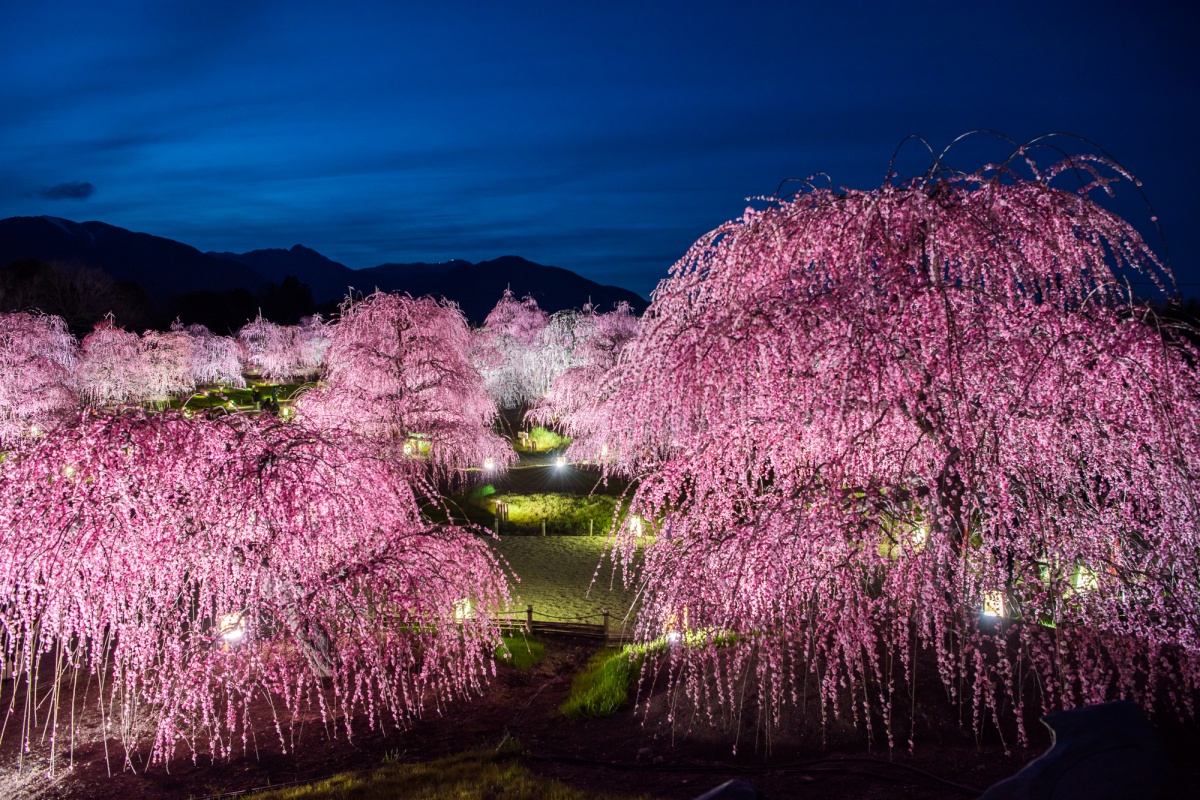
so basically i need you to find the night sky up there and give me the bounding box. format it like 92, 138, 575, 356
2, 1, 1197, 300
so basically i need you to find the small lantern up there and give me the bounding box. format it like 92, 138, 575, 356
218, 613, 246, 646
483, 457, 495, 472
982, 591, 1005, 618
555, 456, 566, 469
454, 598, 472, 621
1074, 566, 1098, 592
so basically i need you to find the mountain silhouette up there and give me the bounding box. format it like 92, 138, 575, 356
0, 216, 648, 327
0, 216, 263, 301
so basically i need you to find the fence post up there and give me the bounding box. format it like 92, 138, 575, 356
526, 604, 534, 632
602, 608, 609, 640
589, 518, 594, 536
541, 518, 546, 536
494, 515, 500, 535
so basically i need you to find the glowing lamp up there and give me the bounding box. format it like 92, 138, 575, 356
1074, 567, 1098, 592
218, 613, 246, 646
555, 456, 566, 469
28, 425, 40, 437
630, 516, 644, 537
982, 591, 1005, 618
666, 631, 683, 647
454, 598, 472, 621
483, 458, 495, 472
62, 465, 76, 479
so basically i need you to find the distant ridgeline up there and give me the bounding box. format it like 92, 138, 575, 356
0, 216, 647, 333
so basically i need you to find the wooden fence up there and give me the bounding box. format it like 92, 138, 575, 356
495, 604, 635, 645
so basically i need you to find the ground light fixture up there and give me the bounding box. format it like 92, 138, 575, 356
454, 598, 472, 621
218, 613, 246, 648
982, 591, 1006, 618
483, 457, 495, 472
555, 456, 565, 469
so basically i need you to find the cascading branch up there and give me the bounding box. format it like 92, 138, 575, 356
577, 149, 1200, 747
0, 411, 510, 768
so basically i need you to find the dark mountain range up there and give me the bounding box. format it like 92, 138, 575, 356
0, 216, 648, 330
0, 216, 264, 300
375, 255, 644, 323
208, 244, 356, 305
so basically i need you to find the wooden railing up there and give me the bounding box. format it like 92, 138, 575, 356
495, 605, 634, 645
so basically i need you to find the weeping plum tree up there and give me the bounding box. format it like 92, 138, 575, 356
237, 314, 297, 382
472, 289, 550, 410
575, 146, 1200, 746
533, 301, 639, 450
182, 322, 246, 387
139, 328, 196, 402
0, 312, 77, 445
293, 313, 330, 377
0, 410, 510, 768
297, 292, 509, 472
76, 321, 148, 407
236, 314, 329, 384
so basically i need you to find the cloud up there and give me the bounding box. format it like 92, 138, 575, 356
37, 181, 95, 200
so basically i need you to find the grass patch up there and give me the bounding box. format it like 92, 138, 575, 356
497, 635, 545, 670
559, 647, 644, 719
560, 633, 741, 719
526, 427, 572, 451
476, 492, 618, 536
247, 746, 639, 799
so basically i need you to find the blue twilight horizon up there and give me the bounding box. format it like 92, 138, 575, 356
1, 1, 1197, 300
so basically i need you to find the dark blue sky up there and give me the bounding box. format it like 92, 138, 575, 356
2, 1, 1197, 300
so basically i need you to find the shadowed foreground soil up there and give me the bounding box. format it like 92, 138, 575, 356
6, 635, 1197, 800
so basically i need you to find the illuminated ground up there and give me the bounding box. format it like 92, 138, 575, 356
489, 535, 642, 630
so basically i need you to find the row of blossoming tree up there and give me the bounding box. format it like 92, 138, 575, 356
0, 313, 329, 445
542, 144, 1200, 747
0, 292, 515, 771
471, 288, 640, 414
